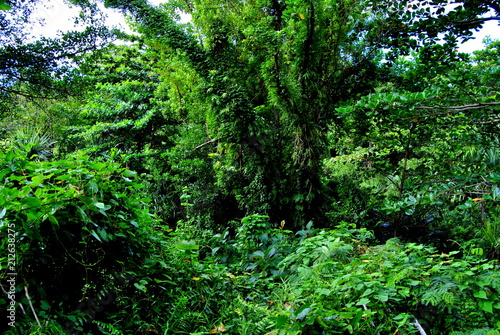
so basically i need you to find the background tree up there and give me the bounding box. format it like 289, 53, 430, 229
334, 39, 500, 242
63, 42, 182, 222
365, 0, 500, 59
0, 0, 114, 118
102, 0, 391, 228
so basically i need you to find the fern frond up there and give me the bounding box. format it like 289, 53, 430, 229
94, 320, 124, 335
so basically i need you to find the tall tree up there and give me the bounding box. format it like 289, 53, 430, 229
60, 42, 183, 222
103, 0, 389, 228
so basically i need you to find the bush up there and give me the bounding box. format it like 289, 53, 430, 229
0, 149, 162, 334
268, 224, 500, 334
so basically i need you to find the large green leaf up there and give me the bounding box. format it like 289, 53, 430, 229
21, 197, 42, 208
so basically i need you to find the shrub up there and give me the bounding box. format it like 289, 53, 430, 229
0, 149, 162, 334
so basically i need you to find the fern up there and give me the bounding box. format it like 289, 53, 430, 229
421, 276, 458, 306
94, 320, 124, 335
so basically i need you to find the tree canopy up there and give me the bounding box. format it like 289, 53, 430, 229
0, 0, 115, 117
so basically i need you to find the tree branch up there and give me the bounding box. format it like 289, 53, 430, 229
193, 138, 217, 150
449, 16, 500, 26
471, 118, 500, 124
410, 318, 428, 335
24, 286, 41, 327
416, 102, 500, 112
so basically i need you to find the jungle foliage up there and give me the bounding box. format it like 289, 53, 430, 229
1, 0, 500, 334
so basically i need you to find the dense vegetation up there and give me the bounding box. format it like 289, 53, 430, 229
1, 0, 499, 334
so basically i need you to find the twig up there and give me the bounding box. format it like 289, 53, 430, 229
446, 16, 500, 26
19, 300, 26, 315
24, 286, 41, 327
410, 318, 427, 335
415, 102, 500, 111
193, 138, 217, 150
471, 118, 500, 124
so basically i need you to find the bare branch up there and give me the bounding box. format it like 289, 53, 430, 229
24, 286, 41, 327
193, 138, 217, 150
471, 118, 500, 124
411, 318, 428, 335
449, 16, 500, 26
416, 102, 500, 112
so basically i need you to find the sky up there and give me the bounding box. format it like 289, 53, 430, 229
30, 0, 499, 54
457, 20, 499, 52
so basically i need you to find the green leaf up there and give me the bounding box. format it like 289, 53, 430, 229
134, 283, 146, 292
361, 288, 374, 297
175, 240, 199, 250
21, 197, 42, 208
89, 162, 107, 171
76, 205, 91, 223
376, 293, 389, 302
275, 315, 289, 328
474, 290, 488, 299
416, 92, 426, 100
88, 182, 99, 194
98, 228, 109, 241
393, 313, 408, 321
94, 202, 106, 209
26, 208, 42, 221
48, 215, 59, 229
90, 230, 102, 242
316, 288, 332, 296
356, 298, 371, 305
296, 307, 311, 320
31, 174, 47, 188
40, 300, 51, 310
67, 315, 78, 323
5, 150, 15, 162
479, 300, 493, 313
123, 170, 137, 177
249, 250, 264, 258
471, 248, 484, 256
491, 186, 500, 201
